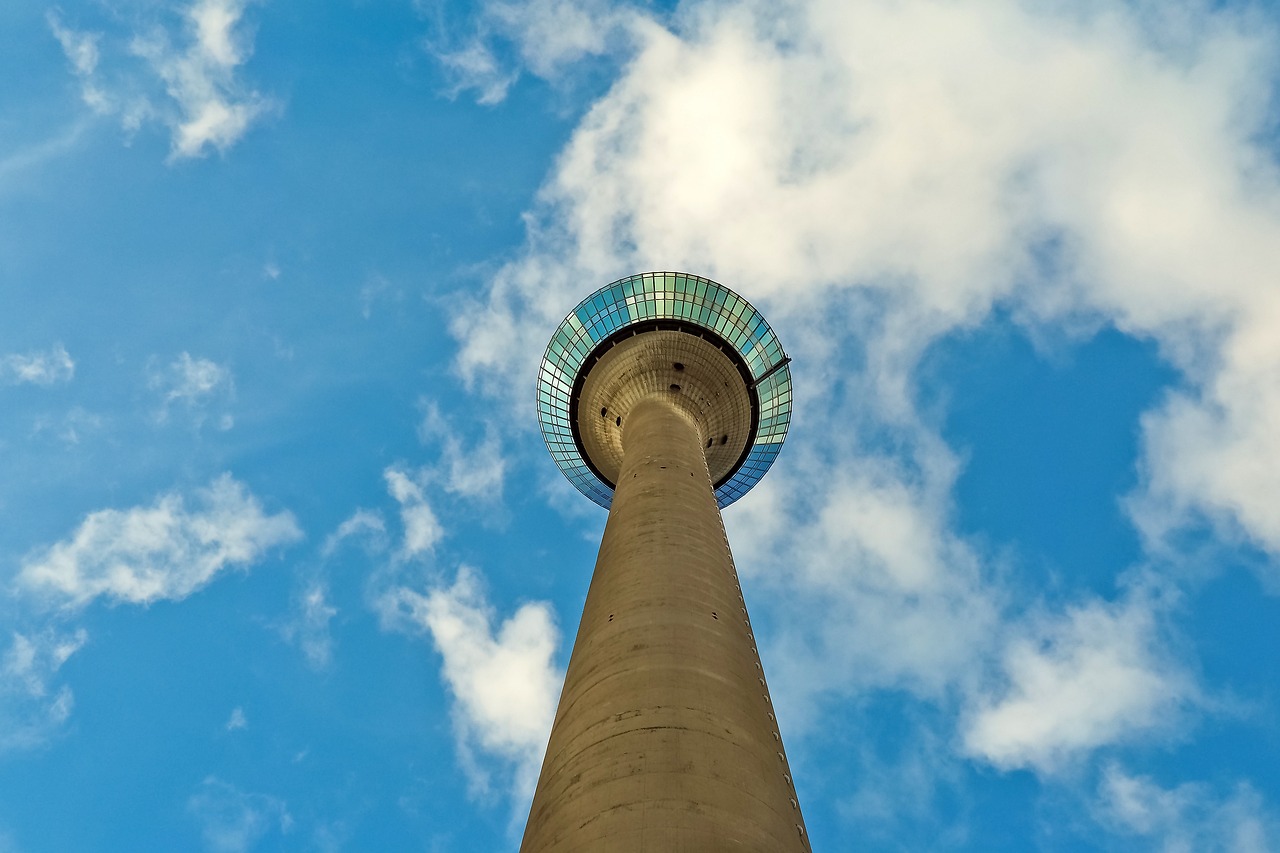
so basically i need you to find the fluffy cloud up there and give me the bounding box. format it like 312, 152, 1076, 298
1097, 764, 1279, 852
0, 343, 75, 386
186, 777, 292, 853
19, 474, 301, 610
0, 628, 86, 752
386, 567, 561, 805
725, 435, 999, 719
963, 595, 1196, 773
48, 0, 271, 160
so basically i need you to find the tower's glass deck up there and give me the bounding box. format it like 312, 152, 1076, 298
537, 271, 793, 509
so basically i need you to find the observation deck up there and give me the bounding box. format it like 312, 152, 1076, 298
536, 271, 793, 508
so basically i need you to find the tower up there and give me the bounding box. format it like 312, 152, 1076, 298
526, 272, 805, 851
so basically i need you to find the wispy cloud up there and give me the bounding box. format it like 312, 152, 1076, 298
384, 567, 561, 807
149, 352, 234, 428
0, 344, 75, 386
1097, 764, 1280, 851
0, 122, 92, 189
321, 509, 387, 558
224, 706, 247, 731
46, 11, 108, 113
47, 1, 272, 161
279, 582, 337, 670
425, 0, 628, 104
187, 777, 291, 853
18, 474, 301, 610
417, 402, 506, 502
29, 407, 105, 446
384, 467, 443, 559
0, 628, 86, 753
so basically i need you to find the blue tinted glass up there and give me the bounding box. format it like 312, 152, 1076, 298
539, 273, 791, 510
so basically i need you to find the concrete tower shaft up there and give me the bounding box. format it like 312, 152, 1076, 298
531, 273, 799, 851
521, 395, 807, 851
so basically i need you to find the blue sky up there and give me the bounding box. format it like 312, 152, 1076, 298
3, 0, 1280, 850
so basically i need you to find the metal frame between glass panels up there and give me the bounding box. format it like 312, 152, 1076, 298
537, 271, 793, 509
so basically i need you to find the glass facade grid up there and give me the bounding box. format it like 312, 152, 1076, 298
537, 272, 792, 509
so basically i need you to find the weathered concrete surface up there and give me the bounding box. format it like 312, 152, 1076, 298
521, 396, 807, 852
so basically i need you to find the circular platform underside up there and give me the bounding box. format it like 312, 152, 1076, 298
537, 271, 793, 509
579, 331, 753, 487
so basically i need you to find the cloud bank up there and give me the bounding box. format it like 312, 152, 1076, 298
447, 0, 1280, 813
454, 0, 1280, 562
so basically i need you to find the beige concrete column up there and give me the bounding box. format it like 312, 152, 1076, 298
521, 395, 807, 852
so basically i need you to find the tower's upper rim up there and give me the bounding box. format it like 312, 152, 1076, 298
537, 271, 793, 509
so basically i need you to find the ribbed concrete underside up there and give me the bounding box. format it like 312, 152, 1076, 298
521, 396, 807, 853
577, 330, 754, 489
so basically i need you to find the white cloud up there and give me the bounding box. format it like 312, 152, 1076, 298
433, 39, 517, 106
187, 777, 291, 853
225, 706, 247, 731
963, 595, 1196, 773
19, 474, 302, 610
0, 344, 75, 386
320, 509, 387, 558
133, 0, 271, 161
384, 467, 443, 558
47, 12, 109, 113
149, 352, 234, 426
48, 1, 271, 161
29, 407, 106, 446
0, 628, 86, 752
427, 0, 627, 104
385, 567, 561, 805
724, 434, 1000, 723
417, 402, 507, 502
279, 582, 337, 670
450, 0, 1280, 772
451, 0, 1280, 566
1097, 764, 1280, 852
